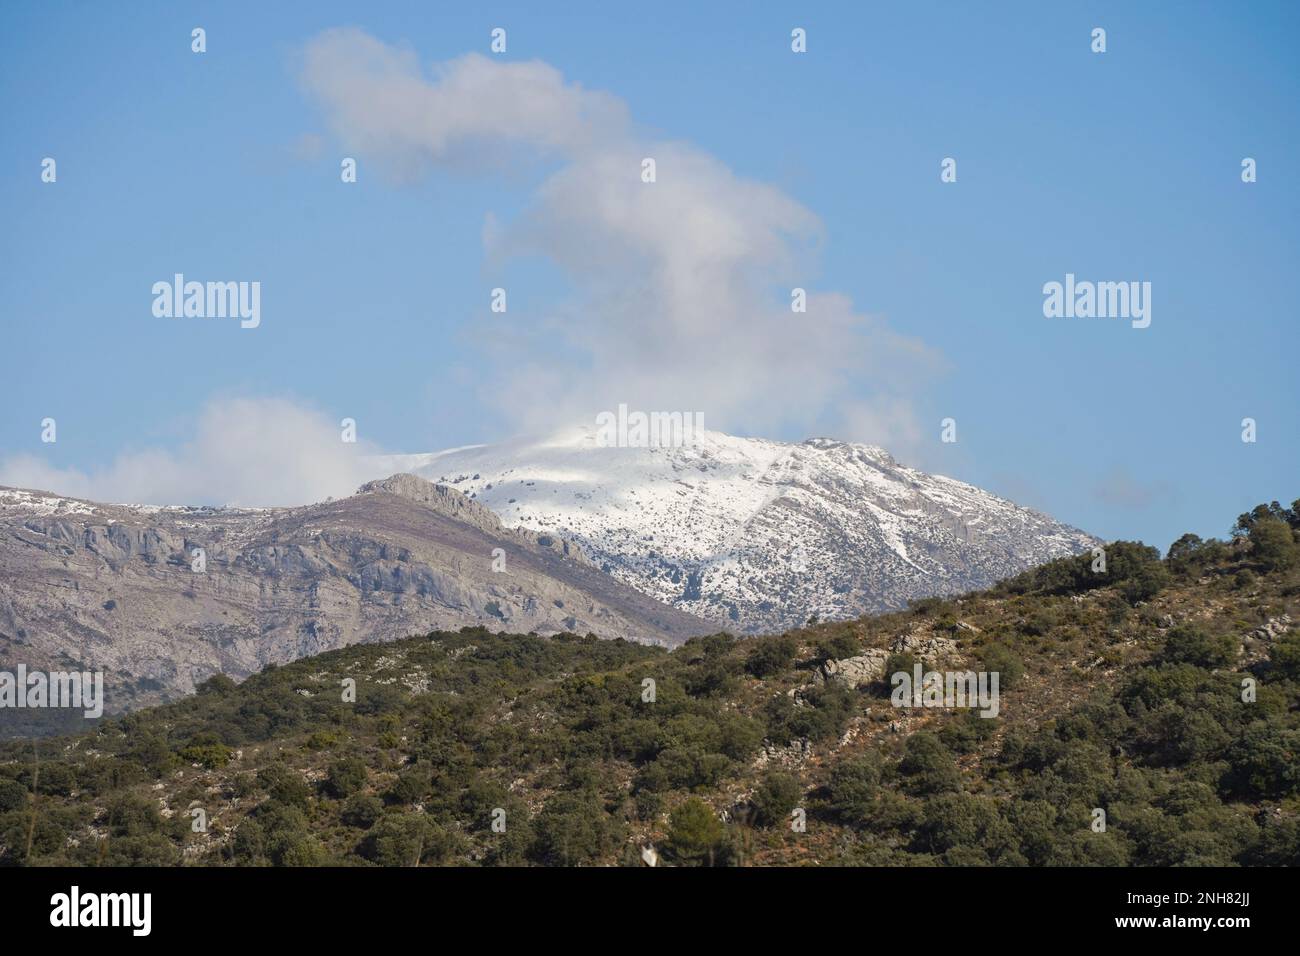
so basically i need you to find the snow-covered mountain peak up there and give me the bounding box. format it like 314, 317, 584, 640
372, 427, 1096, 632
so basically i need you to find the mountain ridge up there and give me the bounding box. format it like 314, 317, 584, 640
375, 426, 1099, 631
0, 475, 710, 728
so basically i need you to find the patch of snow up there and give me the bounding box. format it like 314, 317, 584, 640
371, 425, 1097, 631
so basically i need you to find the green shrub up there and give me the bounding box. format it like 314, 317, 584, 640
1249, 518, 1298, 573
362, 812, 432, 867
826, 753, 881, 826
530, 791, 624, 866
634, 746, 730, 793
897, 733, 962, 795
883, 652, 918, 689
105, 792, 161, 837
231, 819, 265, 862
818, 632, 859, 661
635, 789, 662, 822
745, 636, 798, 679
178, 732, 232, 769
101, 834, 181, 866
196, 673, 238, 697
1271, 634, 1300, 681
1121, 561, 1172, 604
764, 682, 854, 744
1158, 625, 1237, 669
384, 764, 431, 805
1224, 724, 1300, 799
751, 771, 802, 828
980, 644, 1025, 689
341, 793, 383, 829
940, 711, 998, 754
915, 793, 1017, 859
268, 832, 326, 866
324, 757, 368, 798
257, 765, 312, 809
665, 797, 727, 866
0, 778, 27, 812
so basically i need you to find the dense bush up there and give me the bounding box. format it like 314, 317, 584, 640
897, 733, 962, 795
337, 793, 380, 829
825, 754, 881, 826
178, 732, 232, 769
1249, 518, 1298, 573
530, 791, 624, 866
665, 797, 727, 866
996, 541, 1165, 600
105, 793, 161, 838
764, 682, 854, 745
324, 757, 368, 798
1157, 625, 1237, 669
0, 778, 27, 812
751, 771, 802, 828
361, 812, 432, 867
257, 765, 312, 809
980, 644, 1025, 688
745, 636, 798, 678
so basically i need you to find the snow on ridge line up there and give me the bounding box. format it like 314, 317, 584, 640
375, 426, 1097, 631
0, 488, 99, 517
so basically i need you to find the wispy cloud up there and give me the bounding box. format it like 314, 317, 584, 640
4, 32, 946, 508
0, 396, 379, 507
1092, 468, 1175, 510
300, 28, 944, 453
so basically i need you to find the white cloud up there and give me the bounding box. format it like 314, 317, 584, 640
2, 33, 945, 509
0, 397, 380, 507
299, 31, 628, 177
299, 29, 944, 454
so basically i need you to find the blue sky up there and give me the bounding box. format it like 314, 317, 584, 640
1, 0, 1296, 549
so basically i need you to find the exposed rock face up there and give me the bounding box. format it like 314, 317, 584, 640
1251, 615, 1292, 642
816, 650, 891, 688
753, 737, 813, 768
891, 633, 960, 661
0, 478, 710, 725
814, 631, 967, 690
1241, 614, 1293, 662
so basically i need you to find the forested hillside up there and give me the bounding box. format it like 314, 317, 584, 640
2, 499, 1297, 866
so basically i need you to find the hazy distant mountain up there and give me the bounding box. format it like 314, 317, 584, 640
376, 427, 1098, 632
0, 475, 709, 727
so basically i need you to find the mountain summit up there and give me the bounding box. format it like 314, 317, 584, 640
373, 427, 1098, 632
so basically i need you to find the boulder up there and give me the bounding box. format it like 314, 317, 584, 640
815, 649, 890, 687
891, 632, 958, 659
1251, 615, 1292, 642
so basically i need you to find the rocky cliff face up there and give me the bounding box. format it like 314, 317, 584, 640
0, 478, 710, 725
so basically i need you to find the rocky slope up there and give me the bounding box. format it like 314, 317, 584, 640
0, 476, 710, 726
374, 426, 1099, 632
